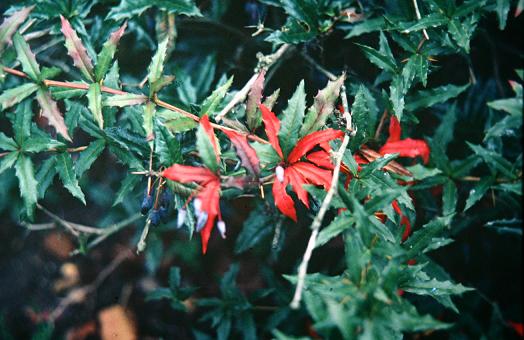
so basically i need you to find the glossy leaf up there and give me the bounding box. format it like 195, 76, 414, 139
56, 153, 86, 204
95, 21, 127, 81
0, 6, 33, 53
279, 80, 306, 155
15, 154, 38, 218
88, 83, 103, 129
0, 83, 38, 110
60, 16, 95, 81
35, 89, 72, 142
13, 33, 41, 82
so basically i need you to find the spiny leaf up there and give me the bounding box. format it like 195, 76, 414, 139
35, 156, 57, 199
259, 103, 283, 159
56, 152, 86, 204
0, 83, 38, 110
95, 21, 127, 81
279, 80, 306, 156
405, 84, 469, 111
356, 43, 397, 73
200, 76, 233, 116
464, 176, 494, 211
246, 70, 265, 130
35, 89, 71, 142
300, 75, 345, 136
0, 151, 18, 175
107, 0, 202, 21
467, 143, 516, 178
15, 154, 38, 219
12, 33, 41, 82
0, 6, 33, 53
0, 132, 17, 151
103, 93, 148, 107
113, 175, 140, 207
60, 15, 95, 81
196, 115, 220, 172
88, 83, 103, 129
148, 37, 169, 88
75, 139, 105, 177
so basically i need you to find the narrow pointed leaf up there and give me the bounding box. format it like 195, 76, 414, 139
148, 37, 169, 86
75, 139, 105, 177
287, 129, 344, 164
246, 70, 265, 130
163, 164, 217, 184
464, 177, 494, 211
259, 103, 283, 159
272, 178, 296, 221
196, 115, 219, 172
15, 154, 38, 218
0, 6, 33, 53
103, 93, 148, 107
13, 33, 41, 82
279, 80, 306, 155
56, 153, 86, 204
35, 89, 71, 142
0, 83, 38, 110
88, 83, 103, 129
0, 151, 18, 175
300, 75, 344, 136
60, 16, 95, 81
200, 76, 233, 116
0, 132, 17, 151
95, 21, 127, 81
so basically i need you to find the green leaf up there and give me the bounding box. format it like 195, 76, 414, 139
76, 139, 105, 177
356, 43, 397, 73
10, 99, 32, 145
142, 101, 156, 141
390, 76, 405, 121
15, 154, 38, 219
250, 142, 280, 169
398, 13, 449, 33
36, 156, 57, 199
107, 0, 201, 21
0, 151, 18, 175
484, 114, 521, 140
0, 6, 33, 53
405, 84, 469, 112
196, 120, 219, 172
113, 175, 140, 206
0, 83, 38, 110
158, 108, 198, 132
316, 213, 353, 248
88, 83, 104, 129
22, 136, 64, 153
279, 80, 306, 155
103, 93, 148, 107
487, 98, 522, 116
434, 104, 458, 149
403, 217, 449, 259
344, 17, 385, 38
300, 75, 344, 136
50, 82, 87, 99
35, 88, 72, 142
56, 153, 86, 204
200, 76, 233, 116
495, 0, 511, 30
0, 132, 17, 151
467, 143, 515, 178
154, 120, 181, 166
234, 204, 273, 254
464, 176, 494, 211
13, 33, 41, 82
95, 22, 127, 81
442, 179, 457, 217
148, 37, 169, 88
448, 17, 477, 53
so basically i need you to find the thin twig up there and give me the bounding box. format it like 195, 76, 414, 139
215, 44, 291, 121
290, 75, 353, 309
412, 0, 429, 40
2, 66, 270, 145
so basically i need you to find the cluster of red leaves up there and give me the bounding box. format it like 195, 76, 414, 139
259, 104, 344, 221
162, 116, 223, 254
353, 115, 431, 242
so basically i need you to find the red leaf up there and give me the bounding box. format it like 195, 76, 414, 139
387, 115, 401, 142
259, 103, 283, 159
272, 178, 297, 221
162, 164, 218, 184
285, 166, 309, 208
291, 162, 332, 190
200, 115, 220, 162
508, 321, 524, 336
223, 129, 260, 176
379, 138, 430, 164
287, 129, 344, 164
197, 179, 221, 254
60, 15, 95, 81
392, 200, 411, 242
306, 150, 334, 170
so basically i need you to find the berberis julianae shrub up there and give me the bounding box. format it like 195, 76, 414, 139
0, 0, 522, 338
